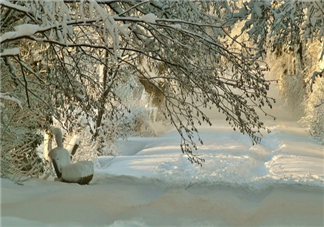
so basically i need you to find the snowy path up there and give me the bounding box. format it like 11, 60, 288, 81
96, 120, 324, 189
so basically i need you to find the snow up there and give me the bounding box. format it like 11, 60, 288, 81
0, 24, 40, 44
0, 47, 20, 56
1, 77, 324, 226
65, 135, 81, 153
96, 120, 323, 189
170, 24, 182, 29
62, 161, 94, 182
233, 6, 248, 19
14, 24, 40, 36
0, 0, 31, 14
48, 148, 71, 173
141, 13, 157, 23
253, 4, 263, 18
0, 92, 22, 107
0, 47, 20, 57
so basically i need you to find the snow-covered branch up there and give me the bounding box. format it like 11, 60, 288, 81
0, 93, 23, 108
0, 0, 32, 14
0, 48, 20, 57
63, 0, 115, 3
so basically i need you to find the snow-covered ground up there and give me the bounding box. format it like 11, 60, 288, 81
96, 119, 323, 189
1, 81, 324, 226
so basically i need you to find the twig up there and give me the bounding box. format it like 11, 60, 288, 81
118, 0, 150, 16
310, 69, 324, 92
15, 56, 31, 108
185, 181, 196, 190
315, 101, 324, 108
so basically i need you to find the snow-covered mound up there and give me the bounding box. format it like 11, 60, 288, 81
62, 161, 94, 184
48, 147, 71, 178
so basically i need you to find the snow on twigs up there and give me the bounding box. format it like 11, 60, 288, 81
252, 2, 263, 17
170, 24, 182, 30
141, 13, 157, 23
90, 0, 120, 57
0, 48, 20, 57
0, 93, 22, 108
14, 24, 40, 36
0, 0, 31, 14
0, 24, 40, 44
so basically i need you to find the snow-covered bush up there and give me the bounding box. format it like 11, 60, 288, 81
0, 98, 45, 183
0, 45, 50, 182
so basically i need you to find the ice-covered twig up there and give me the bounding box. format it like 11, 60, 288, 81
314, 101, 324, 108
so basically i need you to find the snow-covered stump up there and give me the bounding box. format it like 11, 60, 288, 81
61, 161, 94, 185
48, 148, 71, 178
47, 127, 94, 185
47, 126, 70, 179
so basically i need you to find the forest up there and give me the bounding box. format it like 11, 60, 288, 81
1, 0, 323, 182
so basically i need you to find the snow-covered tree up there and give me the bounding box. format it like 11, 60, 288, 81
252, 1, 324, 141
1, 0, 280, 176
